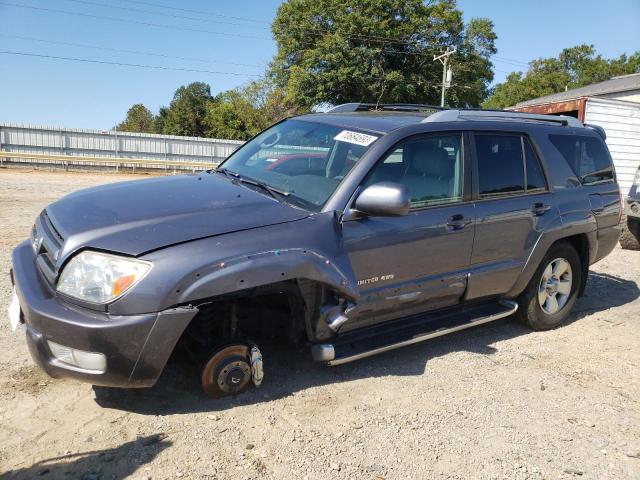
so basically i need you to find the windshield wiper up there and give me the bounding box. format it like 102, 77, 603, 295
214, 167, 240, 179
238, 176, 291, 200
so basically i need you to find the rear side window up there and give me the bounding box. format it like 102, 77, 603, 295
549, 135, 614, 185
475, 133, 547, 198
523, 138, 547, 192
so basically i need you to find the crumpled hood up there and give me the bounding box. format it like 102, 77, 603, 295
46, 173, 309, 261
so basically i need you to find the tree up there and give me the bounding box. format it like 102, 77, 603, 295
154, 107, 170, 134
270, 0, 496, 108
204, 79, 304, 140
115, 104, 156, 133
204, 89, 265, 140
483, 45, 640, 109
161, 82, 214, 137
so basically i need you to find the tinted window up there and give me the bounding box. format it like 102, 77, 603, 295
549, 135, 614, 185
523, 138, 547, 191
364, 134, 463, 208
476, 134, 525, 198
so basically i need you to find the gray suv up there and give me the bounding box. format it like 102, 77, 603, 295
9, 104, 622, 398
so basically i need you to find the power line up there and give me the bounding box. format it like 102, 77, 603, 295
2, 0, 457, 52
0, 33, 264, 68
60, 0, 270, 29
0, 49, 448, 88
0, 50, 263, 76
2, 2, 531, 72
122, 0, 269, 25
5, 1, 531, 66
493, 55, 529, 67
0, 1, 271, 40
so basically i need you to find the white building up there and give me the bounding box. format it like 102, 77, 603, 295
511, 73, 640, 194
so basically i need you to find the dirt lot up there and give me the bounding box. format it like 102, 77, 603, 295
0, 168, 639, 480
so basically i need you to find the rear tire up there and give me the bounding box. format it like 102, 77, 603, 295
619, 215, 640, 250
517, 242, 582, 331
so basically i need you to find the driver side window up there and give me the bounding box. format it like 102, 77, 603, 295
364, 134, 463, 209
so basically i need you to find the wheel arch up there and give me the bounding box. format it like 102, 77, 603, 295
507, 223, 596, 299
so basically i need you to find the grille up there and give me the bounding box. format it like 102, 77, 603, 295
32, 210, 64, 285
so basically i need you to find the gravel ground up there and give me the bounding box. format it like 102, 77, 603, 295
0, 168, 639, 480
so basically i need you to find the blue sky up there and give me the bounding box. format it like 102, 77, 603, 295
0, 0, 638, 130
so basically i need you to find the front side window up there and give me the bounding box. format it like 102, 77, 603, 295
364, 133, 463, 208
549, 134, 614, 185
220, 119, 378, 210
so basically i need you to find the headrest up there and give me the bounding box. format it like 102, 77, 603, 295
405, 143, 452, 177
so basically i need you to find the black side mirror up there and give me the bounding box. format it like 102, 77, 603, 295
354, 182, 410, 217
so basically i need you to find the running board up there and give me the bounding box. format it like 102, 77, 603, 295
312, 299, 518, 366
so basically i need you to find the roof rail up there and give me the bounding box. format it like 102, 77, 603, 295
422, 109, 583, 127
325, 103, 445, 113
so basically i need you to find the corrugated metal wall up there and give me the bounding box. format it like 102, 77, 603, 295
584, 98, 640, 195
0, 123, 244, 166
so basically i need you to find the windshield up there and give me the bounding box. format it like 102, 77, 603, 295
217, 119, 379, 210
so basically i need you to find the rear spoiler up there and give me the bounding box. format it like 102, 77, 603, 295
584, 124, 606, 140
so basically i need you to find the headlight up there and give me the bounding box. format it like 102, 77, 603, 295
57, 251, 151, 304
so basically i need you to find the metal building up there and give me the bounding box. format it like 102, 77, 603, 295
510, 73, 640, 194
0, 123, 244, 171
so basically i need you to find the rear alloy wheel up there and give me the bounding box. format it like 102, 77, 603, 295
517, 242, 581, 331
537, 258, 573, 315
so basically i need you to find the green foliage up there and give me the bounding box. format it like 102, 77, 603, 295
204, 79, 304, 140
162, 82, 213, 137
115, 104, 156, 133
483, 45, 640, 109
270, 0, 496, 108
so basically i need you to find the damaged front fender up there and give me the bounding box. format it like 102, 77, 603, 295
107, 213, 359, 318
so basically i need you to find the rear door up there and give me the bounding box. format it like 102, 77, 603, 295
466, 132, 552, 300
341, 132, 475, 331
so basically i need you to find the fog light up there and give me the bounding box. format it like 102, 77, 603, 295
47, 340, 106, 373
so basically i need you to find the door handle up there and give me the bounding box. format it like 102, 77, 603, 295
531, 202, 551, 216
446, 214, 471, 230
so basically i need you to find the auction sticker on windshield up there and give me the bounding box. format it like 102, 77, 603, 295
334, 130, 378, 147
8, 290, 21, 331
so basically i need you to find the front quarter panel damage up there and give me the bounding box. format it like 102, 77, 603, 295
108, 214, 359, 340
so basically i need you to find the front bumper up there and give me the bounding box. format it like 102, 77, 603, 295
11, 241, 196, 388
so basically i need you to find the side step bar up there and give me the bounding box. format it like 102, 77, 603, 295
312, 299, 518, 366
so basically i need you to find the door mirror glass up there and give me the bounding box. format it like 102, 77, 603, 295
354, 182, 410, 217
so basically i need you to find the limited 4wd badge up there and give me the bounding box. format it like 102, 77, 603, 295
358, 274, 395, 286
334, 130, 378, 147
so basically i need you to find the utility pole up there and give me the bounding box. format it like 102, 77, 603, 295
434, 46, 456, 107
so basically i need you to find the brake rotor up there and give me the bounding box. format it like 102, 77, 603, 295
201, 344, 252, 399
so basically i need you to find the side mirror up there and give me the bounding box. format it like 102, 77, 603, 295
354, 182, 410, 217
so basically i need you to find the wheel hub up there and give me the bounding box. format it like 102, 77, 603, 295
538, 257, 572, 315
217, 359, 251, 394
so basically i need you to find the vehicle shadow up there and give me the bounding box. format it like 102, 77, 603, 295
93, 271, 639, 415
567, 271, 639, 322
2, 434, 170, 480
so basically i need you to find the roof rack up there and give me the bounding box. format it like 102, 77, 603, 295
325, 103, 445, 113
422, 109, 583, 127
325, 103, 584, 128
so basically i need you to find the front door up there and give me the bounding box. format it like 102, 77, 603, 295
342, 132, 475, 331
